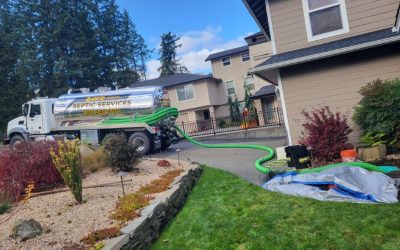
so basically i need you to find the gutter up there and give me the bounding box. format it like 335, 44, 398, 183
249, 35, 400, 73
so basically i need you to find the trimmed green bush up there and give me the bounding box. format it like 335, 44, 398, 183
353, 78, 400, 146
102, 134, 141, 172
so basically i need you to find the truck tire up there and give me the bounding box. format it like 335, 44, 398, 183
10, 134, 26, 150
128, 132, 152, 155
161, 139, 171, 150
101, 133, 126, 146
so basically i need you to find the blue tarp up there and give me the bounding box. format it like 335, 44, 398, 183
262, 166, 398, 203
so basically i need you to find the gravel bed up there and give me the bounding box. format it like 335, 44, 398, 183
0, 158, 193, 250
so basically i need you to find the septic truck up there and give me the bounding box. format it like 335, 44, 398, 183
4, 86, 178, 154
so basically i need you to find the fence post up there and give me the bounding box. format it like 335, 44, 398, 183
181, 121, 186, 134
210, 117, 216, 135
276, 108, 281, 126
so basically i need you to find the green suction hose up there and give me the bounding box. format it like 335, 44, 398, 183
174, 125, 275, 174
100, 107, 384, 175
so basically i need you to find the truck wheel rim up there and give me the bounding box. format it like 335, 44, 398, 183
12, 140, 22, 150
133, 138, 145, 152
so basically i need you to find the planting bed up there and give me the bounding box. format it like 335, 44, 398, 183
0, 158, 193, 250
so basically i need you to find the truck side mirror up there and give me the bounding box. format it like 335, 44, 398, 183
22, 104, 29, 116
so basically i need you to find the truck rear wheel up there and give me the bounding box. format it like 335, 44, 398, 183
128, 132, 152, 155
10, 135, 26, 150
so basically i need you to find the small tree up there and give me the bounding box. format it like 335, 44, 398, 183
50, 139, 82, 204
243, 83, 254, 112
299, 106, 352, 164
353, 78, 400, 146
103, 134, 141, 172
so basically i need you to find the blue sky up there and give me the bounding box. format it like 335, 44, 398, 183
115, 0, 259, 78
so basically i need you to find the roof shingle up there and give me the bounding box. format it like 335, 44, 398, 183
251, 28, 400, 72
205, 46, 248, 62
131, 73, 216, 88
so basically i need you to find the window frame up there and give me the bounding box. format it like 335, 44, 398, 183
221, 57, 231, 67
241, 52, 250, 62
245, 76, 255, 90
176, 84, 195, 102
302, 0, 349, 42
225, 80, 236, 96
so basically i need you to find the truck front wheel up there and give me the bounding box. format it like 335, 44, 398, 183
128, 132, 152, 155
10, 134, 26, 150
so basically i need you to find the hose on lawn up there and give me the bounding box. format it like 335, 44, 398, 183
102, 107, 384, 175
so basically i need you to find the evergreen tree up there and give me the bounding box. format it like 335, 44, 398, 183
0, 1, 29, 134
233, 95, 241, 121
158, 32, 188, 77
243, 83, 254, 112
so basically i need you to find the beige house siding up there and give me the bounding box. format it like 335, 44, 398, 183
168, 78, 214, 112
280, 44, 400, 145
211, 53, 251, 100
269, 0, 399, 53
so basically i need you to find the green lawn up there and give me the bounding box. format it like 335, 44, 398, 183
153, 166, 400, 250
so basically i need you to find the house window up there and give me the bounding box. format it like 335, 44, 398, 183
225, 80, 236, 96
241, 52, 250, 62
302, 0, 349, 41
221, 57, 231, 66
176, 84, 194, 101
245, 76, 255, 90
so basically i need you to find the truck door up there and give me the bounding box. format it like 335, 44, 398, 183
27, 103, 43, 134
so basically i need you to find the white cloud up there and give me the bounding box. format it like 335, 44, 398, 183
146, 59, 161, 80
145, 26, 249, 79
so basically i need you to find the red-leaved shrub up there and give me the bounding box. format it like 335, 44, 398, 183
0, 141, 63, 201
299, 106, 353, 165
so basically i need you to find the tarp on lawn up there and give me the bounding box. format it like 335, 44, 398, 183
262, 166, 398, 203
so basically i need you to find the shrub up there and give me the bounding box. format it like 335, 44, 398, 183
111, 169, 183, 221
353, 78, 400, 147
81, 147, 108, 174
81, 227, 121, 246
50, 139, 83, 204
299, 106, 353, 164
0, 141, 62, 201
157, 159, 172, 167
103, 134, 141, 172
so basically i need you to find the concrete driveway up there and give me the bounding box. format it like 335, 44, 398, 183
151, 137, 287, 185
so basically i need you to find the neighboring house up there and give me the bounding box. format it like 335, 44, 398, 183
243, 0, 400, 145
205, 32, 281, 125
132, 73, 226, 125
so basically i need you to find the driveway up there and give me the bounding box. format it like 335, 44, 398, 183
151, 137, 287, 185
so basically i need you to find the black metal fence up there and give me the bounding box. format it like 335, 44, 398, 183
176, 108, 284, 137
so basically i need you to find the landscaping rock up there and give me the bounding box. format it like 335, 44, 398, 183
12, 219, 43, 241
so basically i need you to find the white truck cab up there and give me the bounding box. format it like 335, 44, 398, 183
5, 98, 57, 148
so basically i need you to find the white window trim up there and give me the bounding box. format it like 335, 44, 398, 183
245, 76, 255, 90
301, 0, 349, 42
176, 84, 195, 102
241, 52, 250, 62
225, 80, 236, 97
221, 56, 231, 67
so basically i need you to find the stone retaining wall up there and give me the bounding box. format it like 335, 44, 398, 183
103, 166, 202, 250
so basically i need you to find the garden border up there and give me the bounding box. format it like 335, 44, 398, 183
102, 165, 202, 250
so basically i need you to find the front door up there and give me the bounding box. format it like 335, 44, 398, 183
27, 103, 43, 134
262, 97, 276, 124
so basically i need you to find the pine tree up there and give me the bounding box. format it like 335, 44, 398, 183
158, 32, 188, 77
0, 1, 29, 134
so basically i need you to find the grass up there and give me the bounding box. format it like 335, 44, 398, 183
153, 166, 400, 250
